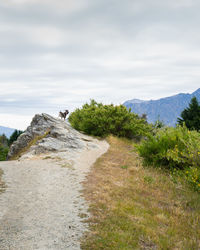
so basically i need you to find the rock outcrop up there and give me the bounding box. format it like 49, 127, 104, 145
7, 113, 99, 160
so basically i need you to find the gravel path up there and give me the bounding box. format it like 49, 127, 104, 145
0, 140, 109, 250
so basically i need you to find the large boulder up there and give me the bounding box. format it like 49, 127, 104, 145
7, 113, 99, 160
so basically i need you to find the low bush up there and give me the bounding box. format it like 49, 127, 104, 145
69, 100, 151, 139
0, 146, 9, 161
137, 125, 200, 191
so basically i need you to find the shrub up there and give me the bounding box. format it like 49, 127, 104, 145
69, 100, 151, 139
137, 125, 200, 170
137, 125, 200, 191
0, 146, 9, 161
184, 167, 200, 192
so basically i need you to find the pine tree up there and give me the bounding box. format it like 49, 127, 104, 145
8, 130, 23, 146
177, 97, 200, 131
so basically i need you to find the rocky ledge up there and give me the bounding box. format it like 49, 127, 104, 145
7, 113, 99, 160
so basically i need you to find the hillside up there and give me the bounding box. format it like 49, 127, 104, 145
0, 126, 15, 137
123, 88, 200, 126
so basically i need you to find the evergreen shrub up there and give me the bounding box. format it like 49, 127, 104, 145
69, 100, 151, 139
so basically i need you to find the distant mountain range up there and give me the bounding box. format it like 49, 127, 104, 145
0, 126, 15, 138
123, 88, 200, 126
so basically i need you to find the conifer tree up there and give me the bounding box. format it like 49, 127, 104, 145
8, 130, 23, 146
177, 97, 200, 131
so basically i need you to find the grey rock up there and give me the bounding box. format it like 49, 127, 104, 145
7, 113, 97, 160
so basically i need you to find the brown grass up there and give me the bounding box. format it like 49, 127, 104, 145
81, 136, 200, 249
0, 168, 6, 193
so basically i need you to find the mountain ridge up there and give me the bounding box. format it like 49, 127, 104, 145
123, 88, 200, 126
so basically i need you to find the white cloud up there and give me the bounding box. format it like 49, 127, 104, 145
0, 0, 200, 129
30, 26, 65, 47
0, 113, 33, 130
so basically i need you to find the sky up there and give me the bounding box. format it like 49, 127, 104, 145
0, 0, 200, 129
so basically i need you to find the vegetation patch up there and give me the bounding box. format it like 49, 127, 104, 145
0, 146, 9, 161
0, 130, 23, 161
0, 134, 9, 161
137, 125, 200, 191
0, 168, 6, 193
82, 136, 200, 249
69, 100, 151, 139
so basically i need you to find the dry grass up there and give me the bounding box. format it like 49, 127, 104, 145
82, 136, 200, 249
0, 168, 6, 193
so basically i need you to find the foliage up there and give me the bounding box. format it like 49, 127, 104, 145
0, 134, 9, 161
137, 125, 200, 190
0, 146, 9, 161
153, 119, 165, 129
178, 97, 200, 131
0, 134, 8, 147
69, 100, 151, 139
184, 167, 200, 192
8, 129, 23, 146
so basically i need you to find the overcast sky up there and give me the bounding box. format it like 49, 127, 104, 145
0, 0, 200, 129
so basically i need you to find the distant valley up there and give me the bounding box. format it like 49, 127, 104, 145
123, 88, 200, 126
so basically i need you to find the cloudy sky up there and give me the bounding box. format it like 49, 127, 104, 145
0, 0, 200, 129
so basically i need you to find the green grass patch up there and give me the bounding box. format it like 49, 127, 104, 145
120, 165, 129, 169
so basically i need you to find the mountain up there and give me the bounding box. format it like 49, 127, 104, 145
123, 88, 200, 126
0, 126, 15, 138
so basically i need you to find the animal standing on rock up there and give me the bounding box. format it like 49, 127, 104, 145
59, 110, 69, 120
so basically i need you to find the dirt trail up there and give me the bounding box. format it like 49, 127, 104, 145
0, 140, 109, 250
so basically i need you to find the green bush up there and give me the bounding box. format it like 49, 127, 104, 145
184, 167, 200, 192
0, 146, 9, 161
137, 125, 200, 191
137, 125, 200, 169
69, 100, 151, 139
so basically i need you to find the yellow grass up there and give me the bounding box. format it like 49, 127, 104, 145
82, 136, 200, 249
